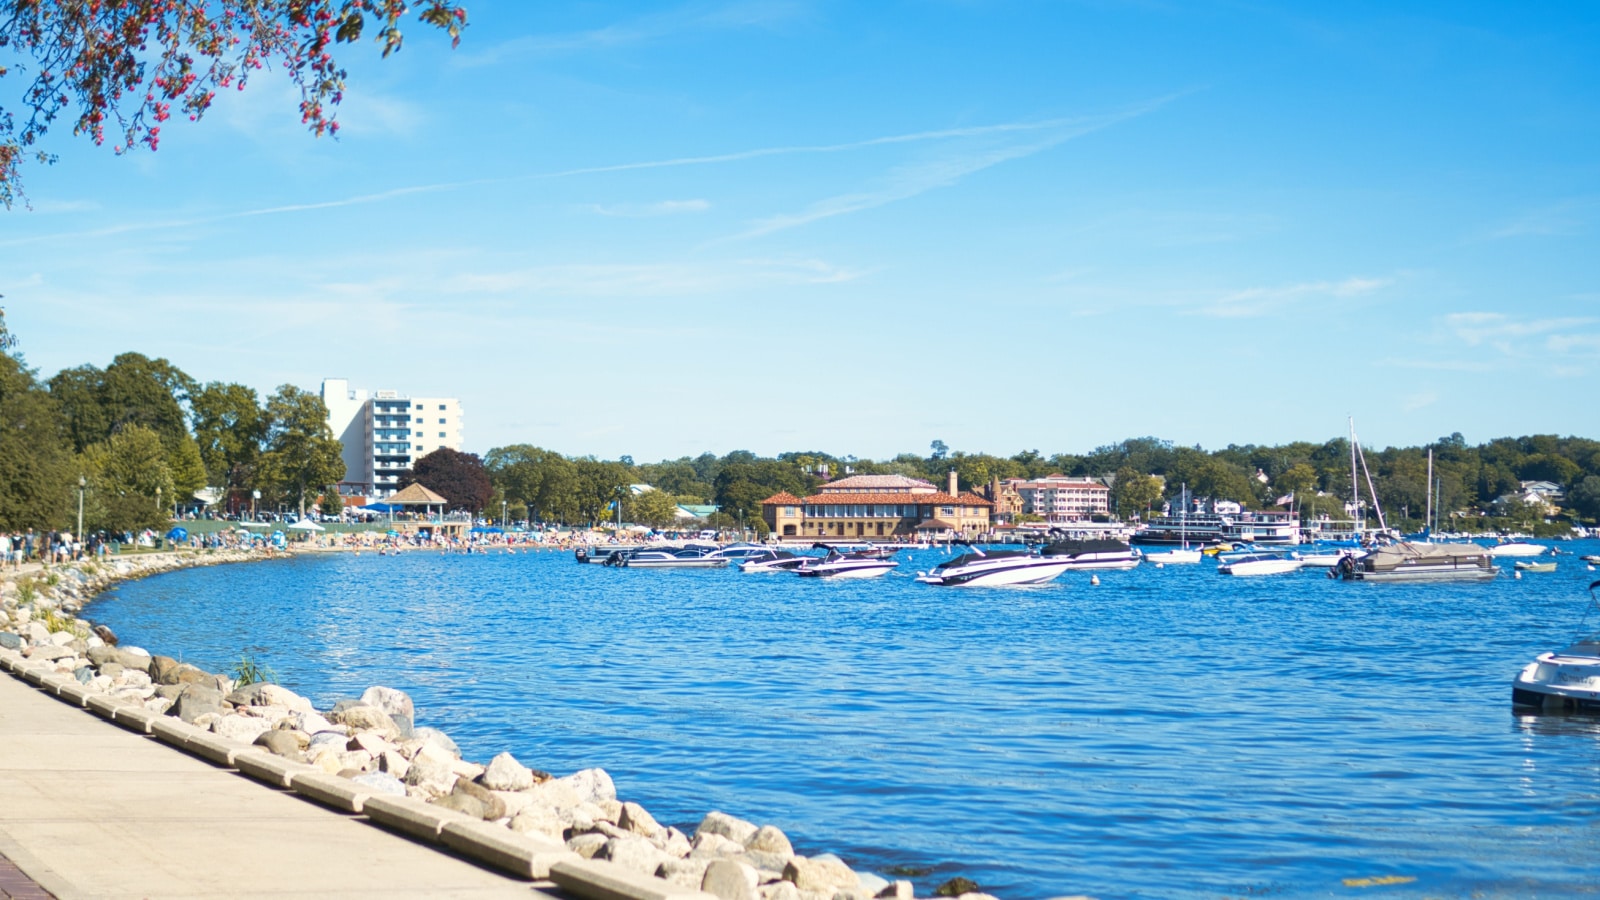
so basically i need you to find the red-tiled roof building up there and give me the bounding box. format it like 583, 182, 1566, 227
761, 471, 992, 540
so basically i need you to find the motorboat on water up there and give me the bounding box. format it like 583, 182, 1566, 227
704, 542, 773, 562
737, 549, 816, 573
1490, 541, 1547, 558
1143, 548, 1203, 564
605, 547, 730, 568
1294, 548, 1356, 568
1515, 560, 1558, 573
1217, 553, 1304, 576
1040, 539, 1141, 570
1335, 541, 1497, 582
796, 544, 900, 579
1512, 580, 1600, 713
915, 546, 1071, 587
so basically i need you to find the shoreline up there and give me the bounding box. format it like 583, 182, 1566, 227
0, 548, 973, 900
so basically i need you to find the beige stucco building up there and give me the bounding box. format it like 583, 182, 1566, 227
762, 473, 993, 540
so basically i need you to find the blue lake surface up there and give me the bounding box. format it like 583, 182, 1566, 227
89, 543, 1600, 899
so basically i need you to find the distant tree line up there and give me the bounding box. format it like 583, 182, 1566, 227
484, 435, 1600, 535
3, 312, 1596, 536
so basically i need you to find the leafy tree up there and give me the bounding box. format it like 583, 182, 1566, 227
0, 348, 73, 529
1275, 463, 1317, 505
1567, 475, 1600, 522
258, 385, 344, 516
929, 439, 949, 461
46, 364, 111, 454
714, 459, 811, 522
0, 0, 467, 207
573, 457, 630, 526
167, 435, 208, 508
319, 486, 345, 519
191, 382, 265, 491
402, 447, 491, 512
1110, 466, 1161, 516
485, 444, 579, 524
626, 489, 680, 529
79, 424, 173, 533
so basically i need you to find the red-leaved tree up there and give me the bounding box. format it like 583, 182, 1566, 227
401, 447, 491, 513
0, 0, 467, 207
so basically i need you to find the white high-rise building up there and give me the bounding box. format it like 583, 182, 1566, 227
321, 379, 465, 499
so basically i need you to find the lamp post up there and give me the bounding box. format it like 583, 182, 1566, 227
502, 499, 508, 530
76, 475, 85, 546
155, 485, 161, 515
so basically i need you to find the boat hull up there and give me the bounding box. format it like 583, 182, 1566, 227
1143, 549, 1202, 564
623, 559, 730, 568
1218, 559, 1303, 576
1490, 542, 1547, 557
1513, 655, 1600, 712
917, 559, 1071, 587
1344, 566, 1499, 582
798, 563, 897, 579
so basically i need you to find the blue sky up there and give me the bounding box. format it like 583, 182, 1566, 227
3, 1, 1597, 461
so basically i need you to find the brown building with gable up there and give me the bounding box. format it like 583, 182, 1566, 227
761, 472, 992, 541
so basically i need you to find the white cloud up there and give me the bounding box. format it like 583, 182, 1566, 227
458, 0, 809, 65
1196, 276, 1391, 318
724, 97, 1181, 240
441, 258, 864, 297
1443, 312, 1593, 348
585, 199, 711, 217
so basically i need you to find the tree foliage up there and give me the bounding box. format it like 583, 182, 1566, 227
625, 488, 679, 529
258, 384, 344, 514
191, 381, 266, 490
79, 423, 173, 533
401, 446, 490, 512
0, 348, 73, 529
0, 0, 468, 207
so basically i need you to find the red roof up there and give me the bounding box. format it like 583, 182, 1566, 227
760, 492, 805, 506
797, 491, 993, 507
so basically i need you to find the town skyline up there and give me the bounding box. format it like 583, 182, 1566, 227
4, 1, 1596, 459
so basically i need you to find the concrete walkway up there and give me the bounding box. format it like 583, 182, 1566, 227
0, 671, 560, 899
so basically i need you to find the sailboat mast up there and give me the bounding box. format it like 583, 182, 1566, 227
1349, 417, 1361, 536
1426, 448, 1434, 535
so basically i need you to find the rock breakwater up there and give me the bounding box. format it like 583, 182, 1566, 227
0, 552, 1000, 900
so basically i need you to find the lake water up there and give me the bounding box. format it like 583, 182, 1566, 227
89, 542, 1600, 899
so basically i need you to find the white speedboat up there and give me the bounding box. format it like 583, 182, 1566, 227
1490, 541, 1547, 558
915, 547, 1070, 587
796, 548, 899, 579
609, 547, 730, 568
1040, 539, 1141, 570
706, 542, 772, 562
1512, 580, 1600, 713
1295, 549, 1353, 568
1218, 554, 1303, 576
1143, 548, 1202, 564
738, 549, 816, 573
1335, 542, 1497, 582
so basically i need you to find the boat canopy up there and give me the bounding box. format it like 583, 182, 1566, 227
938, 550, 1031, 569
1042, 539, 1130, 556
1361, 542, 1488, 566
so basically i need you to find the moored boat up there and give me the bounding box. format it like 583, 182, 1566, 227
608, 547, 730, 568
1040, 539, 1141, 570
1336, 541, 1497, 582
1143, 548, 1203, 564
796, 545, 900, 578
1489, 541, 1547, 558
1515, 560, 1558, 573
915, 546, 1070, 587
1512, 580, 1600, 713
1217, 554, 1303, 576
738, 549, 816, 572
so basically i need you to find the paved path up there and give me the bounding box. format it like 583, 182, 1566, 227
0, 671, 560, 899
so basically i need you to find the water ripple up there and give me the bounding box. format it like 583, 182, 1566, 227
89, 544, 1600, 899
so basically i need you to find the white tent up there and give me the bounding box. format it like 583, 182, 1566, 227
287, 518, 325, 532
